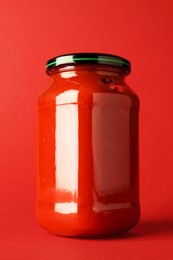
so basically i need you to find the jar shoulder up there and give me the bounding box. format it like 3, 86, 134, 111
38, 78, 139, 108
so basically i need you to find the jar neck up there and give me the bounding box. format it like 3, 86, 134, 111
48, 64, 128, 81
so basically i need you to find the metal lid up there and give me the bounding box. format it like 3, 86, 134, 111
46, 52, 131, 75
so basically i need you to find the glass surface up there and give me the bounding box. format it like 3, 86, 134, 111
36, 64, 140, 237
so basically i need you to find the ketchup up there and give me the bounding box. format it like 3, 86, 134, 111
36, 53, 140, 237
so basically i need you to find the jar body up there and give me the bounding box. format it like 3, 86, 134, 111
36, 64, 140, 237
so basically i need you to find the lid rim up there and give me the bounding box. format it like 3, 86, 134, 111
46, 52, 131, 74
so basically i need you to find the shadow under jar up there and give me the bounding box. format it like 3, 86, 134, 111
36, 53, 140, 237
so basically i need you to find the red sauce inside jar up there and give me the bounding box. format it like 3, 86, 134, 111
36, 53, 140, 237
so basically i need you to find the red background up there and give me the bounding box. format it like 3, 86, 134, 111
0, 0, 173, 259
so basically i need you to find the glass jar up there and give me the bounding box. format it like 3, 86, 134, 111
36, 53, 140, 237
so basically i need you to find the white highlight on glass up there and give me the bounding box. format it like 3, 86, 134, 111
55, 202, 77, 214
60, 70, 78, 79
55, 90, 79, 194
56, 90, 78, 105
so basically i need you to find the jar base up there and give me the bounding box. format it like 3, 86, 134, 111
36, 204, 140, 238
